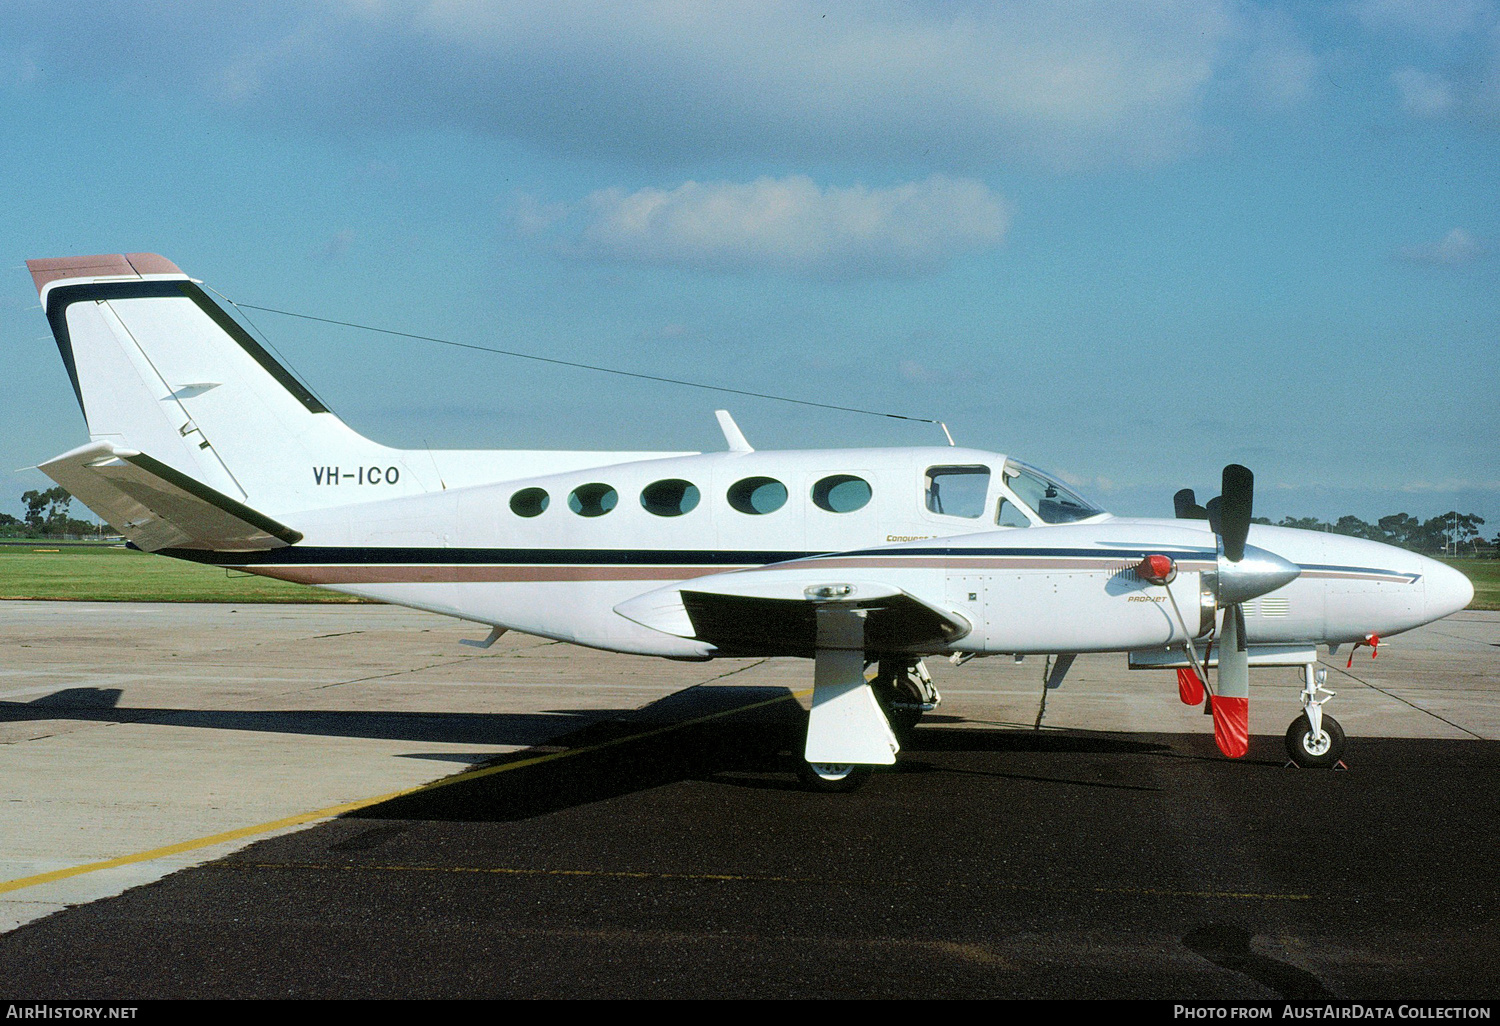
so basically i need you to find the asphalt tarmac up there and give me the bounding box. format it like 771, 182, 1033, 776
1, 604, 1497, 999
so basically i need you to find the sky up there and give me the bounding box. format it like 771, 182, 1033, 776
1, 0, 1496, 526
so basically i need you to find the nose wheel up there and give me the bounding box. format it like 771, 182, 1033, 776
1285, 712, 1346, 768
1285, 663, 1346, 768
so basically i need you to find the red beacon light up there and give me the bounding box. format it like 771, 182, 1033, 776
1136, 554, 1176, 586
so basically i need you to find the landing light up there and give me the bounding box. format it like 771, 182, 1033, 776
805, 584, 855, 600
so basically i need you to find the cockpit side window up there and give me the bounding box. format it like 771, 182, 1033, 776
996, 497, 1031, 527
1002, 461, 1104, 524
925, 465, 990, 519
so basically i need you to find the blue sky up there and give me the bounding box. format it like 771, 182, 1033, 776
2, 1, 1496, 525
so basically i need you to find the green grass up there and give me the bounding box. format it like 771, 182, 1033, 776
1439, 558, 1500, 611
0, 543, 367, 603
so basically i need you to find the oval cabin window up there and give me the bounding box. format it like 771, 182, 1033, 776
727, 477, 788, 515
568, 483, 618, 517
812, 475, 872, 513
641, 479, 700, 517
510, 487, 549, 518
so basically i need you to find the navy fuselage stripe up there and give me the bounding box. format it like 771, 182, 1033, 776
152, 545, 1418, 584
160, 545, 1216, 567
1299, 563, 1419, 579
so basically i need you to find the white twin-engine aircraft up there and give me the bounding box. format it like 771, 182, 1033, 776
26, 254, 1473, 790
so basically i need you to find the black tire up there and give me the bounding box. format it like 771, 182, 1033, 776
1285, 713, 1346, 768
796, 761, 873, 793
875, 677, 925, 734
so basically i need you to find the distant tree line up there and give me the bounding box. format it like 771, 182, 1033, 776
0, 486, 109, 539
1252, 511, 1491, 556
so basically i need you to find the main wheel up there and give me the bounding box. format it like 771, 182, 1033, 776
875, 677, 925, 734
796, 761, 873, 793
1285, 713, 1346, 768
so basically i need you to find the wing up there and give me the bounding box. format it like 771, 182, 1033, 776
38, 441, 302, 552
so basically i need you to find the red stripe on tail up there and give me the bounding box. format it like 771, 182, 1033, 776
1212, 695, 1249, 758
1177, 667, 1205, 706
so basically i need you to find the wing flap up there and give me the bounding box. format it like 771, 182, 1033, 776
681, 589, 966, 657
615, 571, 969, 657
38, 441, 302, 552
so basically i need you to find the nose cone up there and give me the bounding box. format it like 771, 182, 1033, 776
1423, 558, 1474, 621
1218, 544, 1302, 606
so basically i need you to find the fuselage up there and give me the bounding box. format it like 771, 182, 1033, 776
168, 445, 1472, 660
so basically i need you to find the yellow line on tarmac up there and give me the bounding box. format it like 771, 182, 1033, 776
0, 687, 808, 897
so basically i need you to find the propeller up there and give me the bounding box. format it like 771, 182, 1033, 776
1219, 463, 1253, 562
1209, 469, 1247, 758
1166, 465, 1299, 758
1173, 488, 1208, 520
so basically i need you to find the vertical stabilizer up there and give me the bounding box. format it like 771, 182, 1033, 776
28, 254, 422, 513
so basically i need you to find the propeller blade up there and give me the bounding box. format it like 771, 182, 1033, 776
1212, 603, 1250, 758
1219, 464, 1253, 562
1173, 489, 1196, 519
1205, 496, 1222, 536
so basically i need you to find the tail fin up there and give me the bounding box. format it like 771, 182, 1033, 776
28, 254, 417, 514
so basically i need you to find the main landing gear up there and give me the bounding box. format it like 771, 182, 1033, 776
1284, 663, 1346, 768
796, 761, 874, 793
870, 657, 940, 737
797, 656, 940, 793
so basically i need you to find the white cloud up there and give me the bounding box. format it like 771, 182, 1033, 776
1399, 228, 1489, 265
1359, 5, 1500, 123
1398, 478, 1500, 492
1393, 67, 1457, 115
313, 228, 356, 261
1227, 6, 1320, 108
1354, 0, 1493, 42
544, 175, 1007, 279
1, 0, 1254, 170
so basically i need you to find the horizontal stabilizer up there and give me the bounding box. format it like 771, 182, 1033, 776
38, 441, 302, 552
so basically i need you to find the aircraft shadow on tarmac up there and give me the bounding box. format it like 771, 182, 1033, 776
0, 685, 622, 748
330, 684, 1181, 823
1, 684, 1174, 757
0, 683, 1261, 822
20, 684, 1496, 829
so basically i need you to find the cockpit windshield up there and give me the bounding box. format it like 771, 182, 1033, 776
1002, 460, 1105, 524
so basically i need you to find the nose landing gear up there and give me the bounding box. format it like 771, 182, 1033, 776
1285, 664, 1346, 768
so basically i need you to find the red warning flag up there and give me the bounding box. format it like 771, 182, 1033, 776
1212, 695, 1249, 758
1177, 667, 1205, 705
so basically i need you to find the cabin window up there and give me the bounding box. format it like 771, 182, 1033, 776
568, 483, 618, 517
510, 487, 549, 518
641, 479, 700, 517
727, 476, 788, 515
812, 474, 872, 513
925, 465, 990, 518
